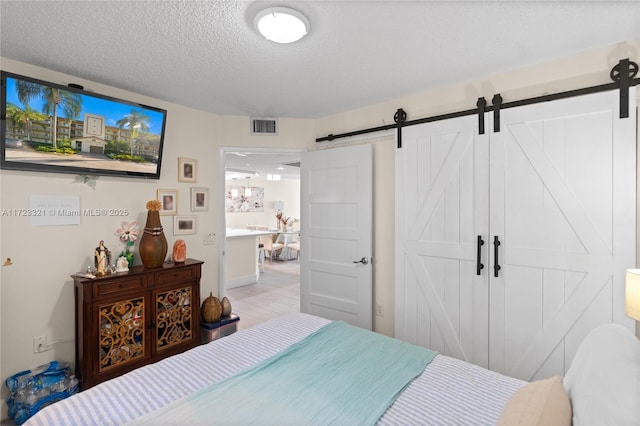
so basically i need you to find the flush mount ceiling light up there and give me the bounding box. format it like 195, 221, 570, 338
254, 7, 310, 44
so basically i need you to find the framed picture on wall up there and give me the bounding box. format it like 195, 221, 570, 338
178, 157, 197, 183
157, 189, 178, 216
191, 187, 209, 212
174, 215, 196, 235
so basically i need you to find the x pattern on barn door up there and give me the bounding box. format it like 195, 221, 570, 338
396, 89, 636, 381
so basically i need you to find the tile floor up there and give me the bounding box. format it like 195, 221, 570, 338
226, 259, 300, 331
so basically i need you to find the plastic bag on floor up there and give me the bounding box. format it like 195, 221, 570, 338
5, 361, 79, 425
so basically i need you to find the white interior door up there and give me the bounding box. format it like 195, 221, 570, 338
395, 114, 490, 367
489, 89, 636, 380
300, 145, 373, 330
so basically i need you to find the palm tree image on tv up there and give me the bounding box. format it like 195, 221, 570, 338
117, 109, 150, 156
16, 79, 82, 149
6, 103, 47, 142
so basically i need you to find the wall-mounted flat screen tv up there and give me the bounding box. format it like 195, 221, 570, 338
1, 71, 167, 179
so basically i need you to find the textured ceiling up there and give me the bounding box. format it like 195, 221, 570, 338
1, 1, 639, 121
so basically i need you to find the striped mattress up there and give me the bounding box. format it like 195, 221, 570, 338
26, 313, 524, 425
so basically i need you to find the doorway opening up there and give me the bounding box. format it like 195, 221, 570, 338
219, 147, 303, 330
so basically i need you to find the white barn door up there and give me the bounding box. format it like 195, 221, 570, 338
395, 113, 491, 368
489, 89, 636, 380
396, 88, 636, 381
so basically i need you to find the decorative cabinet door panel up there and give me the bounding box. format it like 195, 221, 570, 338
396, 113, 490, 368
489, 89, 636, 380
396, 88, 636, 381
97, 295, 149, 372
154, 284, 194, 352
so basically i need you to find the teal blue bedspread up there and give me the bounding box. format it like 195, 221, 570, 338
129, 321, 437, 425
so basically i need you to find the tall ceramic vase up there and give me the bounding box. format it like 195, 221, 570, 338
139, 210, 168, 268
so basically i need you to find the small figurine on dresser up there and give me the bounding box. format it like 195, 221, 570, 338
115, 256, 129, 272
94, 240, 111, 276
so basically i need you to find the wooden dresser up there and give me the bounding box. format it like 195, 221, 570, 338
74, 259, 203, 390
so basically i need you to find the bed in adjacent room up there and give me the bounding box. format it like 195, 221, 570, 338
24, 313, 639, 425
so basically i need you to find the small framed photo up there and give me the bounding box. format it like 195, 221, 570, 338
178, 157, 197, 183
157, 189, 178, 216
174, 215, 196, 235
191, 187, 209, 212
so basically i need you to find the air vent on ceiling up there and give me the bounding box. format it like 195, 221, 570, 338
251, 117, 278, 135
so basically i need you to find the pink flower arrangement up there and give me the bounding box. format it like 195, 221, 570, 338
115, 221, 140, 265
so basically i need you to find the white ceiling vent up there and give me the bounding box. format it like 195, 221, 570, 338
251, 117, 278, 135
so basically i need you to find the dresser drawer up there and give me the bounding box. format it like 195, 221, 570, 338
93, 275, 146, 298
156, 265, 199, 285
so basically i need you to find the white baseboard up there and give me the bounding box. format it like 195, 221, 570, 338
225, 274, 259, 289
1, 397, 8, 422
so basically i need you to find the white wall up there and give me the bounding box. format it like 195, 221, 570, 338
0, 58, 314, 418
225, 175, 300, 230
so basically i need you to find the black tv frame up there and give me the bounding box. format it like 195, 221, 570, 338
1, 70, 167, 179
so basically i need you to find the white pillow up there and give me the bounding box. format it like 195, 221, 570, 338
563, 323, 640, 425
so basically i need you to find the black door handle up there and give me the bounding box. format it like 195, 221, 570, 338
476, 235, 484, 276
493, 236, 501, 277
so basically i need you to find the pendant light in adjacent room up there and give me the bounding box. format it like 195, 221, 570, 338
231, 178, 239, 198
245, 177, 252, 197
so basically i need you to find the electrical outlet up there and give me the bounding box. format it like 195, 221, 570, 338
33, 336, 46, 353
204, 232, 216, 245
375, 304, 384, 317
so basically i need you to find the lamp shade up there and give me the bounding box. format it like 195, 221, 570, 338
625, 269, 640, 320
273, 201, 284, 210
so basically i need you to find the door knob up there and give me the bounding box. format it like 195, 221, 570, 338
353, 257, 369, 265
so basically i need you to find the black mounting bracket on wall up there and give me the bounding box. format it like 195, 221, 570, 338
610, 58, 639, 118
394, 108, 407, 148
